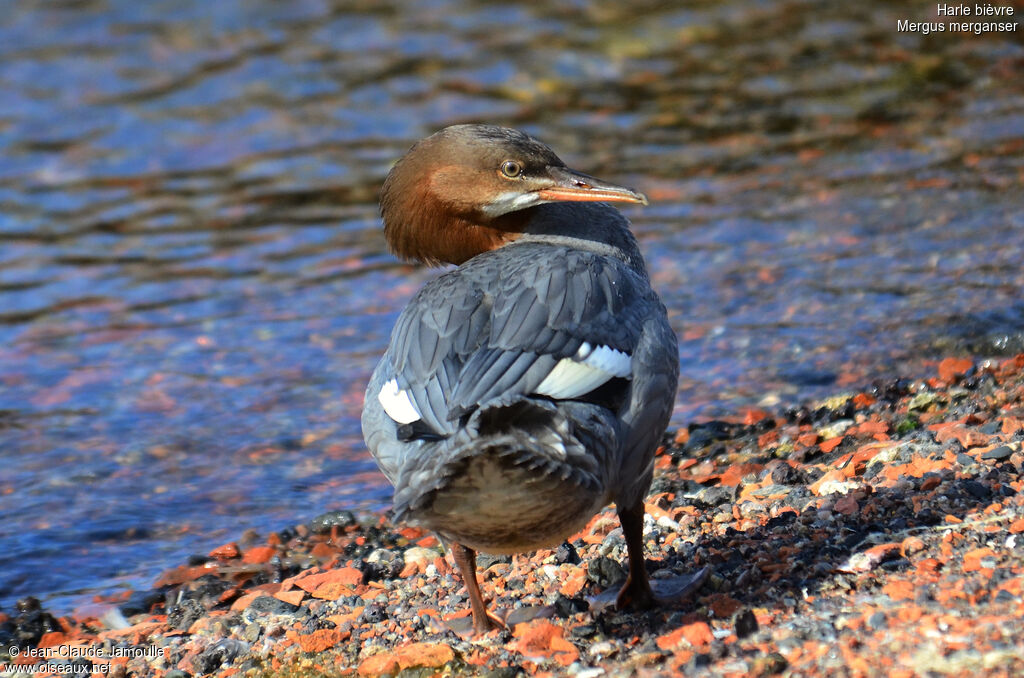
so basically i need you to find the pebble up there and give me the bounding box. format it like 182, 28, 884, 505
16, 353, 1024, 677
982, 445, 1014, 461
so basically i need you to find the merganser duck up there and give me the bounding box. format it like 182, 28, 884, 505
362, 124, 687, 634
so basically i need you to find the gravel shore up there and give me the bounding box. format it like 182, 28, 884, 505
4, 354, 1024, 677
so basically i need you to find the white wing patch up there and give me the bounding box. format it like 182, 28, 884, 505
535, 342, 632, 400
378, 378, 421, 424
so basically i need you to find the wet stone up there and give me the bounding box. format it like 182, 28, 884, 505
118, 589, 165, 617
570, 623, 598, 639
191, 574, 234, 601
771, 464, 806, 485
685, 421, 738, 450
194, 639, 248, 674
956, 452, 979, 467
555, 541, 581, 565
359, 602, 388, 624
880, 558, 911, 572
553, 593, 589, 617
688, 653, 713, 671
962, 480, 992, 500
995, 589, 1017, 603
694, 486, 733, 508
246, 595, 298, 615
363, 548, 404, 581
12, 597, 60, 646
482, 667, 525, 678
309, 510, 357, 534
867, 611, 888, 629
982, 445, 1014, 461
979, 421, 1001, 435
764, 512, 797, 530
476, 552, 513, 570
734, 608, 759, 638
168, 598, 205, 630
243, 623, 261, 642
587, 556, 626, 588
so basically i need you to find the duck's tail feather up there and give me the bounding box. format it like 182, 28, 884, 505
391, 397, 618, 532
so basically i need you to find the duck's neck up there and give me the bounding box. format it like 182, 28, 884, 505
518, 203, 648, 278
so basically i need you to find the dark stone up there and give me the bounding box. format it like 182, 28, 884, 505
648, 474, 679, 494
685, 421, 738, 450
118, 589, 165, 617
555, 542, 581, 565
962, 480, 992, 500
688, 653, 712, 670
770, 464, 806, 485
12, 597, 60, 646
482, 667, 524, 678
995, 589, 1016, 602
982, 445, 1013, 461
872, 378, 911, 402
569, 623, 598, 639
782, 369, 837, 388
693, 486, 733, 509
359, 602, 388, 624
168, 598, 205, 631
862, 462, 883, 480
553, 594, 589, 617
302, 615, 337, 634
733, 608, 759, 638
765, 512, 797, 530
309, 510, 357, 534
194, 639, 247, 674
786, 406, 813, 426
956, 452, 978, 467
476, 553, 512, 570
842, 531, 868, 549
362, 552, 404, 581
192, 574, 233, 601
867, 611, 888, 629
246, 595, 298, 614
880, 558, 911, 572
586, 556, 626, 588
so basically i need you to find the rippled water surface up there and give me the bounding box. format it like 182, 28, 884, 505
2, 0, 1022, 610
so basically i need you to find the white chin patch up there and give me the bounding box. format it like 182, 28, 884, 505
378, 378, 421, 424
480, 190, 544, 217
535, 342, 632, 400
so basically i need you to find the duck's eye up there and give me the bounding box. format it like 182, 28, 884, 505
500, 160, 522, 178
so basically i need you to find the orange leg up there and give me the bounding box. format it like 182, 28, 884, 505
450, 542, 504, 634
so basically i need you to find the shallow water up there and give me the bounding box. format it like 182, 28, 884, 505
1, 0, 1022, 611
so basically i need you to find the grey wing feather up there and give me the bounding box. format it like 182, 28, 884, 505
376, 242, 662, 437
